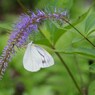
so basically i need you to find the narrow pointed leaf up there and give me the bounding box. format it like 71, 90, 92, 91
64, 7, 91, 30
85, 13, 95, 33
56, 47, 95, 58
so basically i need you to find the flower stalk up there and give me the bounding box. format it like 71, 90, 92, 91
0, 10, 67, 79
55, 52, 82, 95
38, 27, 82, 95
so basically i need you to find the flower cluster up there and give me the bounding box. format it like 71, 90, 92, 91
0, 9, 67, 79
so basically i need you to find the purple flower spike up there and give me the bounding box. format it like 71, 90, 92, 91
0, 9, 67, 79
37, 10, 45, 16
31, 12, 37, 18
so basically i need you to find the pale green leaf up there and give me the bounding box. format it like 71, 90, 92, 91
89, 64, 95, 73
64, 7, 91, 30
88, 81, 95, 95
0, 23, 12, 31
56, 47, 95, 58
85, 13, 95, 33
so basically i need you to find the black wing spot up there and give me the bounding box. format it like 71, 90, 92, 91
37, 49, 46, 64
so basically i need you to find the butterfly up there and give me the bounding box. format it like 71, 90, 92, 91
23, 42, 54, 72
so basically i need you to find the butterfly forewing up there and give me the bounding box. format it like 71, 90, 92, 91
23, 43, 42, 72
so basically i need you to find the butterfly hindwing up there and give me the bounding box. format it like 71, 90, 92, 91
35, 45, 54, 68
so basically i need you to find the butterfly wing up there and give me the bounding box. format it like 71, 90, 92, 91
23, 42, 54, 72
35, 45, 54, 68
23, 42, 42, 72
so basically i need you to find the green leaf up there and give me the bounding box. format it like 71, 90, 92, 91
0, 23, 12, 31
34, 4, 91, 48
51, 20, 66, 30
53, 7, 91, 47
39, 21, 67, 46
39, 24, 52, 45
85, 13, 95, 33
89, 63, 95, 73
88, 81, 95, 95
56, 47, 95, 58
30, 86, 53, 95
55, 30, 76, 50
64, 7, 91, 30
86, 29, 95, 36
36, 0, 73, 9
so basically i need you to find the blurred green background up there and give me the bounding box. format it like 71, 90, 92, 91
0, 0, 95, 95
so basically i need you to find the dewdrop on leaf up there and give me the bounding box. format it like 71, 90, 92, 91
23, 42, 54, 72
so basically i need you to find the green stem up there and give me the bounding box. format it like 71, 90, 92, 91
74, 55, 84, 84
62, 18, 95, 47
38, 28, 82, 95
55, 52, 82, 95
74, 55, 85, 94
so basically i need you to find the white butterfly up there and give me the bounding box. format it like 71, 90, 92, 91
23, 42, 54, 72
